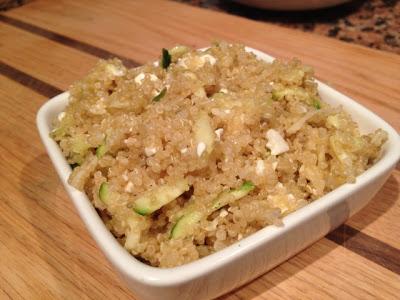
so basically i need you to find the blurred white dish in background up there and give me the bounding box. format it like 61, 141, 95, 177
234, 0, 351, 10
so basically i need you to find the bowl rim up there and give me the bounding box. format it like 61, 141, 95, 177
36, 46, 400, 287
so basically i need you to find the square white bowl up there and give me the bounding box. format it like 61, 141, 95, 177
37, 47, 400, 300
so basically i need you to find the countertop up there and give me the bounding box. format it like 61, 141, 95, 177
0, 0, 399, 299
175, 0, 400, 54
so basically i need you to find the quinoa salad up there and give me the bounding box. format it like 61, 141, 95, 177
51, 42, 387, 268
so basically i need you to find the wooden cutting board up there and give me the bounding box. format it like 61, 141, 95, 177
0, 0, 399, 299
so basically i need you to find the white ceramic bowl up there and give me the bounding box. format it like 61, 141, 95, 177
37, 47, 400, 300
233, 0, 351, 10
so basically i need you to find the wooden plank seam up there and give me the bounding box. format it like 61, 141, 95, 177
0, 14, 140, 68
0, 61, 62, 98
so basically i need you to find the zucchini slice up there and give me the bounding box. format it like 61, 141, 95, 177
211, 181, 255, 210
132, 179, 189, 216
170, 181, 255, 239
161, 48, 171, 69
99, 182, 109, 204
96, 144, 107, 158
170, 211, 203, 239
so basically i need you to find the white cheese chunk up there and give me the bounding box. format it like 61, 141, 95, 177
178, 54, 216, 70
149, 74, 158, 82
106, 64, 125, 76
197, 142, 206, 157
256, 159, 265, 175
89, 101, 106, 115
125, 181, 134, 193
219, 209, 228, 218
135, 73, 157, 84
177, 58, 188, 68
215, 128, 224, 141
266, 129, 289, 155
144, 147, 157, 157
134, 73, 145, 84
57, 112, 66, 122
122, 172, 129, 181
201, 54, 216, 65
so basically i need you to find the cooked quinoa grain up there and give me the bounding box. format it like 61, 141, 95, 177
51, 42, 387, 268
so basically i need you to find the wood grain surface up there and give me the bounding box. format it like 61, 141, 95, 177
0, 0, 399, 299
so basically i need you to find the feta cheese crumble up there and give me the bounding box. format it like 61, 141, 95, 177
149, 74, 158, 82
215, 128, 224, 141
125, 181, 134, 193
57, 112, 66, 122
266, 129, 289, 155
197, 142, 206, 157
135, 73, 158, 85
144, 147, 157, 157
106, 64, 125, 76
256, 159, 265, 175
201, 54, 216, 65
134, 73, 145, 84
